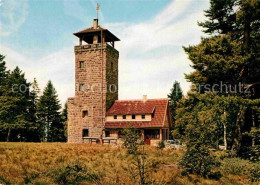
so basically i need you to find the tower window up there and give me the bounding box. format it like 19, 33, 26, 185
79, 84, 85, 91
114, 115, 117, 119
79, 61, 85, 68
142, 115, 145, 119
132, 115, 136, 119
111, 62, 113, 70
82, 110, 88, 118
82, 129, 89, 137
123, 115, 126, 119
105, 131, 110, 137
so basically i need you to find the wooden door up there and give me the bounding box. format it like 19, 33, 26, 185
144, 130, 152, 145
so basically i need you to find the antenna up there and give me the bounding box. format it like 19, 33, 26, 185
96, 3, 100, 19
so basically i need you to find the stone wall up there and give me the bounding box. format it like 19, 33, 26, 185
67, 43, 119, 143
106, 45, 119, 110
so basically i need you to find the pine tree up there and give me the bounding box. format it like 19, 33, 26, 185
37, 81, 65, 142
0, 54, 8, 141
183, 35, 248, 87
197, 0, 260, 84
0, 54, 8, 96
26, 78, 41, 141
61, 101, 68, 140
198, 0, 237, 35
181, 0, 260, 158
0, 67, 30, 141
167, 81, 183, 128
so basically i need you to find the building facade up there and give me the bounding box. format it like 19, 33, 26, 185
67, 19, 120, 143
67, 19, 171, 145
105, 96, 172, 145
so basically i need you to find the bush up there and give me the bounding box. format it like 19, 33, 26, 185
123, 128, 140, 154
180, 143, 220, 178
249, 163, 260, 182
221, 157, 248, 175
157, 141, 165, 149
239, 145, 260, 162
51, 161, 100, 185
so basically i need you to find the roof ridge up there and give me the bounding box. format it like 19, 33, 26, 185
115, 98, 169, 102
74, 26, 106, 34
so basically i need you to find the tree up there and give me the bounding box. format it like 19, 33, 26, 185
0, 54, 8, 141
26, 78, 41, 142
61, 101, 68, 140
168, 81, 183, 129
182, 0, 260, 157
123, 128, 150, 185
183, 35, 258, 88
198, 0, 237, 35
197, 0, 260, 85
180, 142, 221, 178
0, 54, 8, 96
37, 81, 65, 142
0, 67, 31, 141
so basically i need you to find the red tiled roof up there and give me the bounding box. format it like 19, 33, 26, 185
105, 99, 170, 128
106, 100, 156, 115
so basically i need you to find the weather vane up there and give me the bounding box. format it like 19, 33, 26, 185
96, 3, 100, 19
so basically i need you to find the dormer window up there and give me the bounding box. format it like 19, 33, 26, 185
123, 115, 126, 119
114, 115, 117, 119
80, 61, 85, 68
142, 115, 145, 119
132, 115, 136, 119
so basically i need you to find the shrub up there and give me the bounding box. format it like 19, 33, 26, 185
239, 145, 260, 162
123, 128, 140, 154
221, 157, 248, 175
157, 141, 165, 150
51, 161, 100, 185
249, 163, 260, 182
180, 143, 220, 178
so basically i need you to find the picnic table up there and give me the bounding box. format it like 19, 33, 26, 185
102, 137, 117, 145
83, 137, 100, 144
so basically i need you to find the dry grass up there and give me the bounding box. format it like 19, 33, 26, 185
0, 143, 254, 185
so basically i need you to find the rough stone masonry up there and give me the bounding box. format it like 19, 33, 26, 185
67, 19, 119, 143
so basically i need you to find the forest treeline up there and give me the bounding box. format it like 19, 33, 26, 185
167, 0, 259, 177
0, 56, 67, 142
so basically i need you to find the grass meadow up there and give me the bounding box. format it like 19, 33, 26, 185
0, 143, 257, 185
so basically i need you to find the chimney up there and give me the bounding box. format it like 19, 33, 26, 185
143, 95, 147, 101
93, 19, 98, 29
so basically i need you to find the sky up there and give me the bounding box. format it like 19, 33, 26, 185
0, 0, 210, 106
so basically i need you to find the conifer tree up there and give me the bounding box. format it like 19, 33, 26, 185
61, 101, 68, 140
26, 78, 41, 141
0, 54, 8, 96
38, 81, 65, 142
167, 81, 183, 128
179, 0, 260, 159
0, 67, 30, 141
197, 0, 260, 84
0, 55, 8, 141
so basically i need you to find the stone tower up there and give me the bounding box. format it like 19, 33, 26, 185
67, 19, 120, 143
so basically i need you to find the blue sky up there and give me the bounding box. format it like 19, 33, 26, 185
0, 0, 210, 105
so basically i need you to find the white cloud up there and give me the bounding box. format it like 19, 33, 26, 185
1, 45, 74, 106
0, 0, 209, 104
0, 0, 28, 36
104, 0, 208, 100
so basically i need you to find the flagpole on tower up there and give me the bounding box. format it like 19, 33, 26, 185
96, 3, 100, 19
